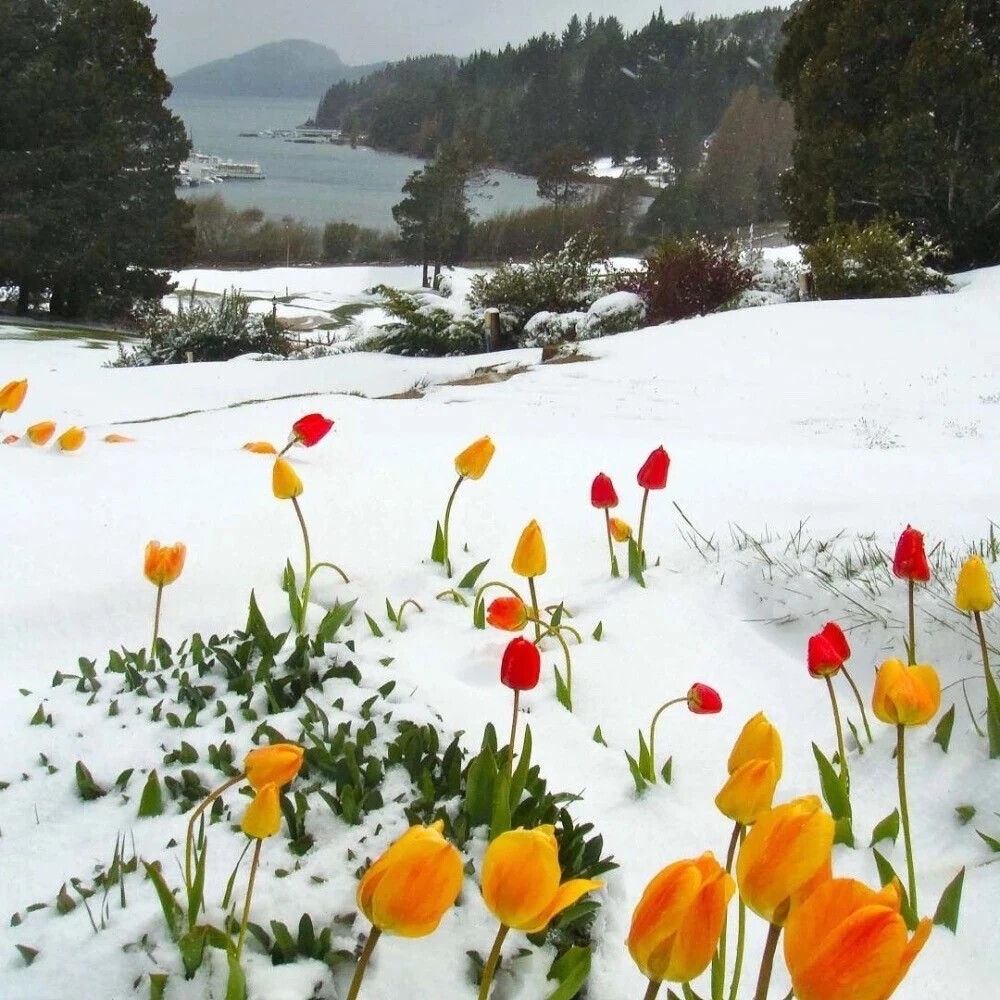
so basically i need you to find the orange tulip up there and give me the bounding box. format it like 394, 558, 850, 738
511, 520, 546, 578
736, 796, 834, 925
627, 853, 734, 983
0, 379, 27, 413
715, 759, 780, 826
784, 878, 932, 1000
872, 659, 940, 727
481, 826, 602, 933
244, 743, 304, 790
144, 540, 186, 587
486, 596, 528, 631
243, 440, 277, 454
272, 457, 303, 499
357, 821, 463, 937
27, 421, 56, 446
727, 712, 783, 778
609, 517, 632, 542
455, 435, 495, 480
241, 783, 281, 839
104, 433, 135, 443
57, 426, 85, 451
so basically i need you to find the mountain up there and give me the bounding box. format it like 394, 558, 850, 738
170, 39, 385, 100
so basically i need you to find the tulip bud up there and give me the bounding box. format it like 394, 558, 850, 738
27, 421, 56, 446
244, 743, 305, 790
500, 637, 541, 691
807, 632, 843, 678
687, 682, 722, 714
241, 783, 281, 839
892, 525, 931, 582
727, 712, 782, 778
872, 658, 940, 727
819, 621, 851, 663
511, 520, 546, 577
609, 517, 632, 542
955, 555, 994, 614
243, 440, 277, 454
637, 446, 670, 490
57, 426, 85, 451
715, 759, 780, 825
590, 472, 619, 509
0, 379, 27, 414
487, 596, 528, 631
272, 457, 303, 499
289, 413, 334, 448
454, 435, 495, 480
144, 541, 186, 587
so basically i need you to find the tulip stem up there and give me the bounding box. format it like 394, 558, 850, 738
907, 579, 916, 665
534, 623, 573, 708
896, 724, 918, 915
185, 774, 244, 893
974, 611, 1000, 758
291, 497, 312, 634
440, 474, 464, 577
636, 488, 651, 570
604, 510, 621, 578
714, 822, 742, 1000
528, 577, 542, 643
840, 665, 874, 744
642, 980, 661, 1000
477, 923, 510, 1000
727, 827, 748, 1000
308, 560, 350, 584
345, 926, 382, 1000
752, 922, 782, 1000
151, 584, 164, 657
508, 690, 520, 778
647, 696, 687, 784
235, 838, 262, 961
825, 675, 849, 787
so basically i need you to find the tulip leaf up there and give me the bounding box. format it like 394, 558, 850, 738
545, 945, 591, 1000
16, 945, 38, 967
142, 860, 182, 939
955, 804, 976, 825
985, 670, 1000, 758
846, 717, 864, 756
627, 538, 646, 587
490, 769, 512, 839
871, 850, 918, 928
473, 598, 486, 630
75, 761, 106, 801
933, 866, 965, 932
660, 756, 673, 785
149, 973, 169, 1000
811, 743, 851, 821
385, 599, 398, 625
187, 838, 208, 930
550, 603, 565, 628
976, 829, 1000, 853
932, 704, 955, 753
245, 590, 276, 653
178, 926, 208, 979
315, 599, 357, 646
682, 984, 706, 1000
464, 749, 498, 827
457, 559, 490, 591
554, 666, 572, 712
137, 769, 164, 818
430, 521, 446, 565
869, 808, 900, 847
224, 949, 247, 1000
592, 726, 607, 747
637, 731, 653, 783
510, 726, 533, 809
624, 751, 649, 795
364, 613, 383, 638
592, 620, 603, 641
282, 560, 302, 626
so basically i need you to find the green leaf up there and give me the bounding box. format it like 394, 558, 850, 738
660, 756, 673, 785
385, 598, 398, 624
509, 726, 532, 809
933, 704, 955, 753
245, 590, 275, 653
457, 559, 490, 591
143, 861, 182, 939
624, 751, 649, 795
592, 726, 607, 747
811, 743, 851, 821
545, 945, 591, 1000
549, 603, 564, 628
976, 829, 1000, 853
592, 620, 603, 641
16, 945, 38, 966
188, 838, 208, 929
554, 665, 572, 712
315, 599, 357, 645
490, 769, 512, 840
637, 731, 653, 783
845, 717, 864, 755
224, 949, 247, 1000
29, 703, 49, 726
955, 804, 977, 825
365, 613, 384, 638
74, 761, 106, 801
833, 815, 855, 848
933, 867, 965, 932
430, 521, 446, 564
137, 770, 164, 818
55, 884, 76, 915
871, 850, 917, 929
270, 920, 297, 961
298, 913, 316, 958
178, 927, 208, 979
464, 747, 498, 827
628, 537, 646, 587
984, 665, 1000, 758
282, 560, 302, 627
473, 598, 486, 629
148, 973, 169, 1000
869, 809, 900, 847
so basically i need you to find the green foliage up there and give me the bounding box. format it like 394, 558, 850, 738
321, 221, 398, 264
364, 284, 483, 356
803, 220, 951, 300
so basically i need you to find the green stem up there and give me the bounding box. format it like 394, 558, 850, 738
728, 882, 748, 1000
974, 610, 1000, 757
896, 724, 918, 914
345, 927, 382, 1000
151, 584, 163, 656
840, 665, 874, 744
508, 689, 521, 781
235, 838, 262, 960
474, 581, 526, 624
528, 577, 541, 643
636, 488, 651, 569
534, 623, 573, 706
185, 774, 243, 891
647, 696, 687, 784
907, 579, 916, 665
643, 981, 662, 1000
477, 923, 510, 1000
604, 509, 620, 578
291, 497, 312, 634
825, 675, 849, 788
752, 922, 782, 1000
308, 560, 350, 584
441, 474, 464, 577
713, 823, 742, 1000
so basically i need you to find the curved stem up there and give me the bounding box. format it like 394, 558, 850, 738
636, 488, 651, 569
527, 577, 541, 643
825, 675, 849, 788
907, 579, 916, 665
308, 560, 350, 584
185, 774, 244, 891
724, 821, 741, 874
474, 581, 526, 624
604, 510, 620, 578
435, 589, 469, 606
555, 622, 583, 644
235, 838, 262, 960
151, 585, 164, 657
648, 696, 687, 784
508, 689, 521, 780
897, 724, 918, 915
534, 623, 573, 706
840, 665, 874, 744
752, 922, 782, 1000
291, 497, 312, 634
345, 927, 382, 1000
477, 924, 510, 1000
441, 474, 464, 578
643, 980, 662, 1000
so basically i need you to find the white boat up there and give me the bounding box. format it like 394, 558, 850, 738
178, 152, 265, 184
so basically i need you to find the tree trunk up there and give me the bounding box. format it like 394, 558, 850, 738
16, 281, 31, 316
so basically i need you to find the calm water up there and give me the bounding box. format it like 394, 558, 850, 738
167, 95, 543, 230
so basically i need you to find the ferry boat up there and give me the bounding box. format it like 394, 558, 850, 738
176, 152, 265, 186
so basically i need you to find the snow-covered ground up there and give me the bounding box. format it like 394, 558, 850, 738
2, 259, 999, 999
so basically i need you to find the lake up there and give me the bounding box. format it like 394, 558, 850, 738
167, 95, 543, 230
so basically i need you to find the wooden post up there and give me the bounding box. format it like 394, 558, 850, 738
798, 270, 815, 302
484, 308, 501, 351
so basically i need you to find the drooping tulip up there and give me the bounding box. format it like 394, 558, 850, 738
511, 520, 546, 578
245, 743, 305, 790
715, 759, 780, 826
272, 457, 303, 499
487, 596, 528, 632
27, 421, 56, 446
590, 472, 619, 509
955, 555, 994, 613
783, 878, 932, 1000
627, 853, 735, 984
289, 413, 334, 448
610, 517, 632, 542
892, 525, 930, 582
57, 426, 85, 451
455, 435, 495, 480
637, 446, 670, 490
687, 682, 722, 715
144, 541, 186, 587
872, 659, 940, 727
0, 379, 27, 414
727, 712, 783, 778
500, 637, 541, 691
243, 440, 277, 454
241, 783, 281, 839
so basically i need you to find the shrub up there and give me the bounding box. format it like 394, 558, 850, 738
322, 221, 400, 264
803, 220, 951, 299
579, 291, 647, 339
521, 310, 588, 348
191, 196, 321, 266
362, 285, 483, 356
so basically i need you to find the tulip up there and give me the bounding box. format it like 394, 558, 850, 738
57, 426, 85, 451
808, 631, 850, 786
27, 421, 56, 446
243, 440, 277, 454
500, 637, 541, 691
2, 434, 18, 445
634, 446, 670, 586
610, 517, 632, 542
235, 782, 282, 960
627, 853, 734, 987
103, 433, 135, 443
591, 472, 619, 508
0, 378, 27, 416
487, 595, 528, 631
512, 520, 546, 641
478, 826, 602, 1000
727, 712, 782, 778
455, 435, 495, 480
272, 457, 303, 499
784, 878, 931, 1000
245, 743, 304, 790
687, 682, 722, 715
820, 621, 873, 746
144, 540, 186, 587
892, 525, 930, 583
285, 412, 333, 451
955, 556, 1000, 758
348, 821, 464, 1000
716, 759, 780, 827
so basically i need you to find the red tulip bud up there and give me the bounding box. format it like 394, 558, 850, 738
807, 633, 843, 678
820, 622, 851, 663
290, 413, 334, 448
637, 446, 670, 490
500, 637, 541, 691
590, 472, 619, 509
687, 682, 722, 714
892, 525, 930, 582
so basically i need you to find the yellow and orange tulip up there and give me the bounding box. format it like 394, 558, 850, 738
357, 821, 463, 937
455, 435, 495, 480
481, 825, 601, 933
27, 421, 56, 446
57, 426, 85, 451
0, 379, 27, 414
872, 659, 941, 727
784, 878, 932, 1000
511, 520, 546, 578
627, 852, 734, 984
736, 795, 834, 925
727, 712, 783, 777
715, 759, 780, 826
955, 555, 994, 614
241, 783, 281, 839
272, 457, 303, 499
144, 540, 186, 587
609, 517, 632, 543
245, 743, 304, 790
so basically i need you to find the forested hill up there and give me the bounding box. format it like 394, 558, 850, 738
313, 8, 790, 172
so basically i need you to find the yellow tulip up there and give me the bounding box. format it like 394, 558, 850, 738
481, 825, 602, 933
0, 379, 27, 413
784, 878, 932, 1000
455, 435, 495, 480
736, 796, 834, 925
243, 440, 277, 454
727, 712, 783, 778
57, 426, 85, 451
627, 853, 734, 984
872, 659, 941, 727
103, 433, 135, 443
955, 555, 994, 613
27, 421, 56, 446
511, 520, 546, 578
244, 743, 304, 790
144, 540, 186, 587
272, 457, 303, 499
241, 783, 281, 839
357, 821, 463, 937
609, 517, 632, 542
715, 759, 780, 826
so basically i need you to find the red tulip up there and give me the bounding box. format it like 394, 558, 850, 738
892, 525, 930, 583
807, 633, 843, 678
820, 622, 851, 663
290, 413, 334, 448
487, 596, 528, 631
500, 637, 541, 691
590, 473, 619, 509
637, 446, 670, 490
687, 682, 722, 714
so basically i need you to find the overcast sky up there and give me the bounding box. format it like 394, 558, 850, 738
145, 0, 781, 75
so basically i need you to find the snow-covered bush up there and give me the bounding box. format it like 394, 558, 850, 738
362, 285, 483, 357
521, 310, 588, 348
579, 291, 646, 339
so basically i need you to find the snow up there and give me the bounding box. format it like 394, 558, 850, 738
2, 258, 1000, 999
